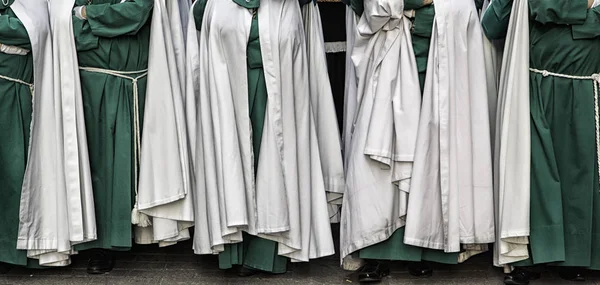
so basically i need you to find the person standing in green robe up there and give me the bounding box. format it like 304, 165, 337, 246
193, 0, 290, 276
482, 0, 600, 284
0, 0, 33, 274
70, 0, 153, 274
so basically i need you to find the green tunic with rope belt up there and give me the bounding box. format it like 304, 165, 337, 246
0, 0, 33, 266
72, 0, 153, 251
349, 0, 483, 264
482, 0, 600, 269
193, 0, 288, 273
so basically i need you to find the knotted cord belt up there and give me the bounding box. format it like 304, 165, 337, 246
529, 68, 600, 188
0, 74, 34, 95
79, 66, 149, 225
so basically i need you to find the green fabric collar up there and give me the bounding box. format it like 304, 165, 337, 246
233, 0, 260, 10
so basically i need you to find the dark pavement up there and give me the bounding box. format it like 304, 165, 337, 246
1, 227, 599, 284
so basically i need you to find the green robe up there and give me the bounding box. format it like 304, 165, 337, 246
193, 0, 288, 274
0, 0, 33, 266
482, 0, 600, 270
72, 0, 153, 251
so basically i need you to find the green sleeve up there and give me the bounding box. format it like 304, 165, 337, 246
0, 10, 31, 48
72, 17, 100, 51
84, 0, 153, 38
413, 5, 435, 37
529, 0, 588, 25
404, 0, 424, 10
572, 7, 600, 39
480, 0, 513, 40
193, 0, 208, 31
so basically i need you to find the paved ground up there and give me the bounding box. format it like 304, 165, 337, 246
1, 227, 600, 284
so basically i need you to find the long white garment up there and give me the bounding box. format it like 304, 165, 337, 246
17, 0, 97, 266
135, 0, 194, 247
340, 7, 366, 271
342, 8, 359, 166
486, 0, 531, 267
187, 0, 335, 262
339, 0, 422, 261
301, 2, 345, 223
403, 0, 495, 254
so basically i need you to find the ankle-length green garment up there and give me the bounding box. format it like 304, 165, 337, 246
193, 0, 288, 273
72, 0, 153, 251
482, 0, 600, 270
0, 2, 33, 266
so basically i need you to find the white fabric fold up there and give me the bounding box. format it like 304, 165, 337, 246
403, 0, 495, 256
488, 0, 531, 267
340, 0, 422, 261
136, 0, 194, 246
17, 0, 97, 266
301, 2, 345, 223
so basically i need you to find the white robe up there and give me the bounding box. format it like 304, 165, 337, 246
340, 0, 422, 261
187, 0, 335, 262
47, 0, 193, 247
17, 0, 97, 266
135, 0, 194, 247
342, 8, 359, 167
485, 0, 531, 267
301, 2, 345, 223
403, 0, 495, 254
340, 6, 367, 271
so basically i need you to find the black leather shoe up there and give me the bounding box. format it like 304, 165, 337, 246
558, 269, 585, 282
87, 250, 115, 275
407, 262, 433, 278
358, 261, 390, 283
237, 266, 259, 277
504, 267, 540, 285
0, 262, 12, 274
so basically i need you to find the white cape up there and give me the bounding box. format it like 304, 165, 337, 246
342, 8, 359, 167
486, 0, 531, 267
403, 0, 495, 255
340, 7, 366, 271
301, 2, 345, 223
17, 0, 97, 266
186, 0, 335, 262
135, 0, 194, 247
340, 0, 422, 261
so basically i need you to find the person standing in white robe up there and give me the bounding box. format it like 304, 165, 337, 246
339, 0, 425, 281
403, 0, 495, 259
186, 0, 335, 275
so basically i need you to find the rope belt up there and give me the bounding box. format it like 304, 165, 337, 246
530, 68, 600, 189
79, 66, 150, 226
0, 74, 34, 95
